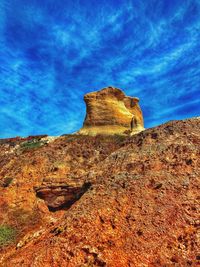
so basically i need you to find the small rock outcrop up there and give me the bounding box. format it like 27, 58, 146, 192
77, 86, 144, 135
34, 182, 91, 211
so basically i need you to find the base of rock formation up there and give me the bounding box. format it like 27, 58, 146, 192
77, 124, 144, 136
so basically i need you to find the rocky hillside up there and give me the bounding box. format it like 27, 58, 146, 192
0, 117, 199, 266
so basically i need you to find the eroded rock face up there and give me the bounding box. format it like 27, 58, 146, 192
34, 182, 91, 211
78, 86, 144, 135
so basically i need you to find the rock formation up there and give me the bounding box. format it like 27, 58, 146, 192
34, 182, 91, 211
78, 86, 144, 135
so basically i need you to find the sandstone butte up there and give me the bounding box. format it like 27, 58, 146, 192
0, 87, 199, 267
77, 86, 144, 136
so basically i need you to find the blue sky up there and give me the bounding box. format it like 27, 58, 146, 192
0, 0, 200, 138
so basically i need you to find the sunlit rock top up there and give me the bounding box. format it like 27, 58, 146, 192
77, 86, 144, 135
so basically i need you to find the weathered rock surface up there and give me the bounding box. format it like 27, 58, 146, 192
0, 117, 199, 266
34, 182, 91, 211
78, 86, 144, 135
